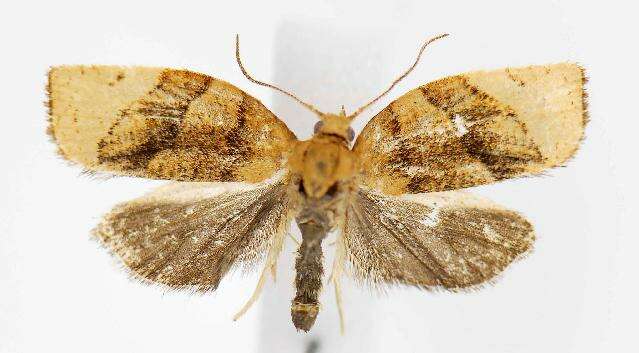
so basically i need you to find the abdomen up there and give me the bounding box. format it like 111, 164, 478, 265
291, 215, 328, 331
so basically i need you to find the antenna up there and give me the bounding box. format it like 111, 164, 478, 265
235, 34, 325, 117
346, 33, 449, 120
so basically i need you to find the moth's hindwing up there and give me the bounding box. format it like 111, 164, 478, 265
342, 188, 534, 290
48, 66, 296, 182
353, 63, 587, 194
93, 172, 295, 292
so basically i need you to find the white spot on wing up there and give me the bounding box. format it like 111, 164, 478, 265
419, 206, 441, 227
483, 224, 500, 242
453, 114, 468, 136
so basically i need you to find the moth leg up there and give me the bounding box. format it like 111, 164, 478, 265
233, 261, 270, 321
288, 233, 301, 245
270, 261, 278, 284
330, 232, 347, 334
271, 229, 299, 282
233, 221, 289, 321
269, 233, 299, 284
333, 276, 345, 335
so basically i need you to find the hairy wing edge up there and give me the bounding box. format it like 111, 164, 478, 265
341, 188, 535, 292
92, 171, 297, 293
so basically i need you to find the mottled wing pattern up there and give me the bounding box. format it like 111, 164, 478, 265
48, 66, 296, 182
93, 172, 296, 292
342, 188, 534, 290
353, 63, 587, 194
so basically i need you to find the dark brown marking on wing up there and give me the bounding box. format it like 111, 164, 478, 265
505, 68, 526, 87
385, 135, 487, 193
364, 75, 549, 193
382, 102, 401, 135
385, 116, 401, 135
212, 92, 254, 181
224, 92, 251, 156
134, 70, 212, 118
461, 128, 543, 180
421, 76, 516, 122
353, 64, 586, 195
96, 70, 213, 169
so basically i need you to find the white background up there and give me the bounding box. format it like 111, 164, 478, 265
1, 0, 637, 352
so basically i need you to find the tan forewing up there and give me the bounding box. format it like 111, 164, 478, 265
93, 172, 296, 292
353, 63, 587, 194
342, 188, 534, 290
48, 66, 296, 182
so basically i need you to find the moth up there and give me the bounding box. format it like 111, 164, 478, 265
47, 34, 587, 332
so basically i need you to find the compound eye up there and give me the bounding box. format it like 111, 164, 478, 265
313, 120, 324, 134
347, 127, 355, 142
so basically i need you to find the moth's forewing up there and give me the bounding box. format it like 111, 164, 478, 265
93, 173, 296, 292
353, 63, 587, 195
342, 188, 534, 290
48, 66, 296, 183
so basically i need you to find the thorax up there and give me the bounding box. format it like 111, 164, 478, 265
289, 134, 355, 232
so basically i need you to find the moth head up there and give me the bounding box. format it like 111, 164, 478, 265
314, 107, 355, 143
